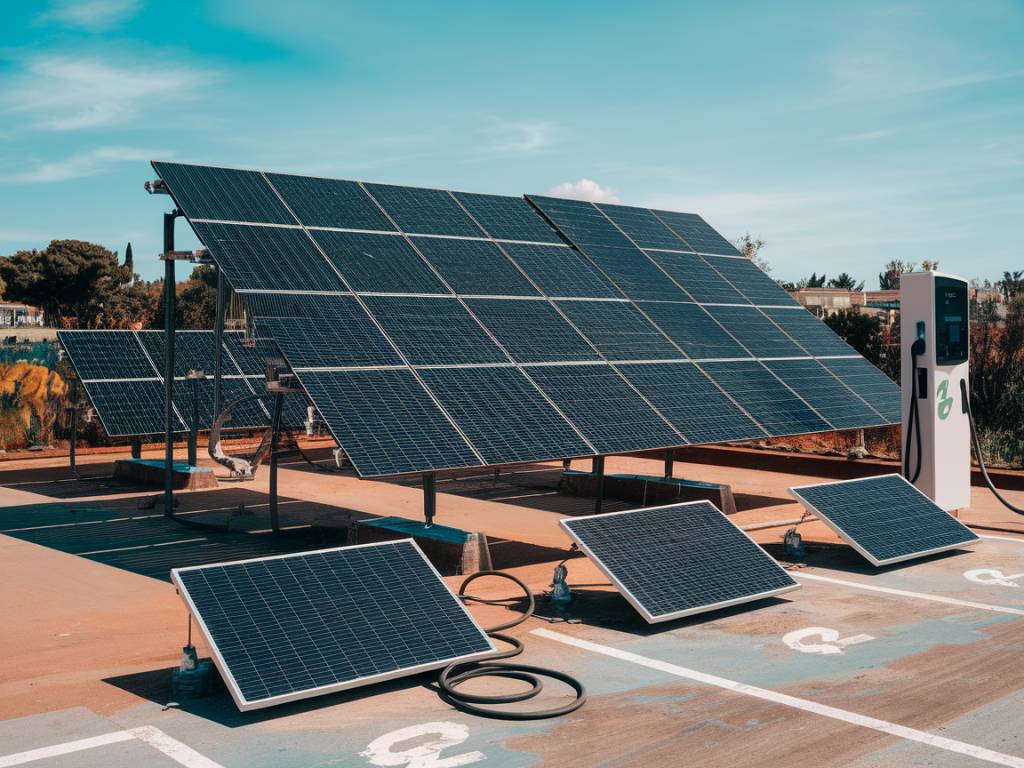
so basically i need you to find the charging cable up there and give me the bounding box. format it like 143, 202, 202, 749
960, 379, 1024, 515
903, 338, 925, 483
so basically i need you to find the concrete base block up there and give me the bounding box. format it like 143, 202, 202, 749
113, 459, 218, 490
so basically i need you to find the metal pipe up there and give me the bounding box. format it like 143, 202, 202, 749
423, 472, 437, 527
69, 379, 78, 473
163, 211, 176, 517
593, 455, 605, 514
664, 449, 674, 479
268, 391, 284, 534
213, 266, 226, 418
187, 377, 199, 467
131, 436, 142, 460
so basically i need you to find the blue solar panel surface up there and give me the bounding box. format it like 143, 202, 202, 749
152, 161, 901, 477
561, 502, 799, 622
789, 474, 979, 565
173, 541, 494, 710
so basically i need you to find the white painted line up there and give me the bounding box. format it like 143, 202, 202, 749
0, 727, 224, 768
0, 731, 134, 767
128, 726, 225, 768
532, 628, 1024, 768
795, 572, 1024, 616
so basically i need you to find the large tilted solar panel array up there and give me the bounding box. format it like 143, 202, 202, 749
58, 329, 307, 437
561, 502, 799, 622
172, 541, 495, 711
788, 474, 979, 566
153, 161, 901, 477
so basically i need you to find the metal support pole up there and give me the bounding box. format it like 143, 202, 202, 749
213, 266, 226, 418
187, 377, 199, 467
268, 392, 284, 535
163, 211, 177, 517
593, 455, 605, 514
664, 449, 674, 479
69, 380, 78, 474
131, 437, 142, 460
423, 472, 436, 527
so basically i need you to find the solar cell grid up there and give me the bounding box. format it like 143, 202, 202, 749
172, 541, 495, 710
265, 173, 396, 231
465, 298, 600, 363
555, 300, 682, 361
363, 295, 507, 366
419, 366, 593, 465
760, 307, 856, 357
578, 244, 690, 302
295, 369, 479, 476
176, 376, 270, 430
153, 162, 295, 224
223, 334, 284, 374
789, 475, 979, 566
618, 362, 766, 444
82, 379, 186, 436
500, 243, 622, 298
452, 192, 563, 244
191, 222, 345, 292
526, 195, 634, 249
527, 364, 682, 454
705, 305, 806, 358
651, 210, 741, 257
596, 203, 690, 250
764, 359, 887, 430
819, 357, 901, 424
138, 331, 217, 379
311, 231, 449, 294
58, 331, 156, 380
364, 183, 484, 237
410, 237, 539, 296
702, 361, 831, 435
637, 302, 748, 360
645, 251, 749, 305
561, 502, 799, 622
706, 256, 799, 306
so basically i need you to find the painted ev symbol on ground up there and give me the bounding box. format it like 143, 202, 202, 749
361, 722, 485, 768
782, 627, 875, 655
964, 568, 1024, 588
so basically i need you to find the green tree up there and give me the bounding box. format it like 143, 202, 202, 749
824, 309, 886, 366
734, 233, 771, 273
999, 270, 1024, 301
150, 265, 218, 330
0, 240, 132, 327
878, 259, 916, 290
827, 272, 864, 291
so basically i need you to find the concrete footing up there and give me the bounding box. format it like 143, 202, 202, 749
112, 459, 218, 490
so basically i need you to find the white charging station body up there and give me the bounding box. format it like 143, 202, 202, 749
899, 271, 971, 511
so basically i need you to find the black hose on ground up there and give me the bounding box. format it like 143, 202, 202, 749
961, 379, 1024, 515
438, 570, 586, 720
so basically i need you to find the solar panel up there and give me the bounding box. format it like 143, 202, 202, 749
83, 379, 186, 436
561, 502, 799, 622
59, 330, 157, 380
153, 161, 902, 479
465, 298, 600, 363
637, 301, 748, 360
311, 230, 448, 294
554, 300, 682, 361
763, 359, 888, 430
819, 357, 902, 423
788, 474, 979, 566
419, 366, 592, 465
411, 237, 539, 296
265, 173, 396, 231
704, 305, 806, 358
500, 242, 622, 298
137, 331, 216, 378
701, 361, 832, 434
172, 541, 495, 711
618, 363, 766, 444
649, 210, 741, 257
526, 364, 683, 453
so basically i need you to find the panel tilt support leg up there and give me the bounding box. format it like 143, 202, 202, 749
593, 455, 605, 514
131, 437, 142, 460
664, 449, 674, 479
162, 211, 177, 517
423, 472, 437, 528
269, 392, 284, 535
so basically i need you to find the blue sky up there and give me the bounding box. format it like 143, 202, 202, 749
1, 0, 1021, 285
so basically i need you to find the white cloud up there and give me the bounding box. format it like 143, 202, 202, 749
2, 54, 215, 131
480, 116, 553, 155
547, 178, 619, 203
39, 0, 141, 31
3, 147, 165, 183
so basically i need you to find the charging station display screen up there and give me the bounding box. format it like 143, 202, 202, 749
935, 277, 968, 365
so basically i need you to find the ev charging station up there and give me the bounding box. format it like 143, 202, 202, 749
900, 271, 972, 511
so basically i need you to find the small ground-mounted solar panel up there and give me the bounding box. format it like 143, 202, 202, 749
172, 541, 495, 711
561, 502, 799, 622
788, 474, 979, 566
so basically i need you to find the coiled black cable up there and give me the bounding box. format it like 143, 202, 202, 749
903, 342, 925, 483
438, 570, 586, 720
961, 379, 1024, 515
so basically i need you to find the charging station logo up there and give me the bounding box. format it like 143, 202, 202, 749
936, 379, 954, 420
